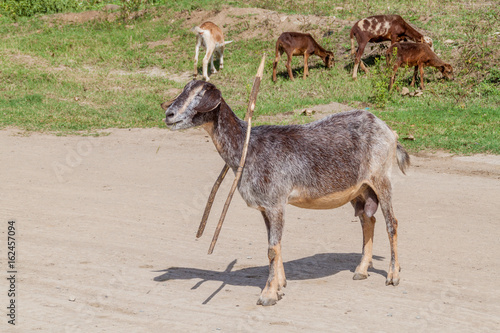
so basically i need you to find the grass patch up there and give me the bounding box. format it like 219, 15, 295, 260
0, 0, 498, 154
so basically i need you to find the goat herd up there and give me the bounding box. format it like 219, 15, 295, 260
161, 14, 441, 307
193, 14, 453, 89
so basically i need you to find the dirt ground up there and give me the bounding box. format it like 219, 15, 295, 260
1, 123, 499, 333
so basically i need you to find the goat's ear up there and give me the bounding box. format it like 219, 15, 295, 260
194, 86, 221, 113
160, 100, 174, 111
441, 64, 452, 73
161, 90, 183, 110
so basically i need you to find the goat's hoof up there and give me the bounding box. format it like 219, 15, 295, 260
385, 276, 400, 286
257, 291, 282, 306
257, 296, 277, 306
353, 272, 368, 280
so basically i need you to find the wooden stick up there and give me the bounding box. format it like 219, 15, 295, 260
207, 54, 266, 254
196, 163, 230, 238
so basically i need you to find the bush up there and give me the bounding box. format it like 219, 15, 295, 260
0, 0, 84, 18
120, 0, 150, 20
0, 0, 158, 20
368, 49, 407, 108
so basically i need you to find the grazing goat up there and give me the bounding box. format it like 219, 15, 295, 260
193, 22, 232, 81
162, 80, 410, 306
272, 32, 335, 82
387, 42, 453, 90
350, 15, 433, 79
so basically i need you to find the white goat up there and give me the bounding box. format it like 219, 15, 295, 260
193, 22, 232, 81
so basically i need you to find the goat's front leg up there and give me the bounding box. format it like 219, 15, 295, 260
411, 66, 418, 87
218, 47, 224, 70
388, 64, 399, 90
419, 64, 425, 89
303, 53, 309, 79
258, 207, 286, 306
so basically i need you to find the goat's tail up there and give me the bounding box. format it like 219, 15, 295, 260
192, 26, 203, 34
396, 142, 411, 175
350, 29, 356, 56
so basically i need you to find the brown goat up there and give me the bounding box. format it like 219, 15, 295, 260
387, 42, 454, 90
272, 32, 335, 82
350, 15, 433, 79
163, 80, 410, 306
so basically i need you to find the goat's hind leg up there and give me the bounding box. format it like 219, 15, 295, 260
210, 51, 217, 74
258, 207, 286, 306
272, 49, 283, 82
353, 39, 368, 79
193, 36, 202, 78
202, 48, 214, 81
376, 178, 401, 286
351, 191, 377, 280
285, 52, 295, 81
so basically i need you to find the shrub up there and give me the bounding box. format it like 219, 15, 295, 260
369, 48, 407, 108
0, 0, 84, 18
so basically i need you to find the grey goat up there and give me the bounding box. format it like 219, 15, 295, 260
162, 80, 410, 306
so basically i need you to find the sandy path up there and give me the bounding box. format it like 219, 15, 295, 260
1, 127, 499, 332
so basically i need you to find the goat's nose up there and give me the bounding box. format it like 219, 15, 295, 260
165, 110, 175, 120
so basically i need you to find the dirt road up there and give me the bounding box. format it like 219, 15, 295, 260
1, 127, 499, 332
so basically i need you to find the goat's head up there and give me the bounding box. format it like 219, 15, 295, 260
161, 80, 221, 130
423, 36, 434, 51
440, 64, 454, 81
324, 51, 335, 68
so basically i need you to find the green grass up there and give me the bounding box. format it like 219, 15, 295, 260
0, 0, 498, 154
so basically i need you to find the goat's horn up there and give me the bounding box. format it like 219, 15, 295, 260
196, 163, 230, 238
208, 53, 266, 255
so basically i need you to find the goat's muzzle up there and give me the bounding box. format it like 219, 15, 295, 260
164, 109, 180, 129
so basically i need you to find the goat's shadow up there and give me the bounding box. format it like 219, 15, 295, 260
154, 252, 386, 304
344, 54, 383, 73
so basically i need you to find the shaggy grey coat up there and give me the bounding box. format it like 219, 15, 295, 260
162, 80, 410, 306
